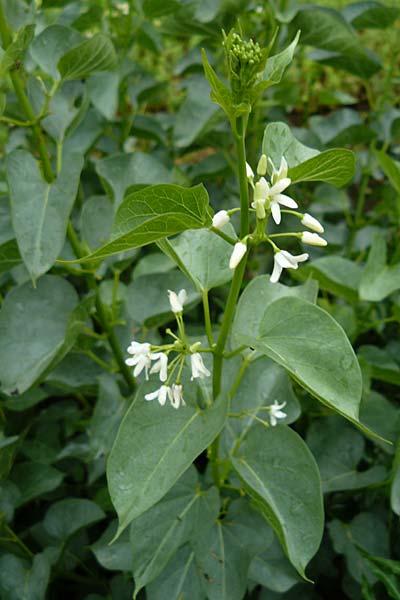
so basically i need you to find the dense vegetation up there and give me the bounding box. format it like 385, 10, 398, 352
0, 1, 399, 599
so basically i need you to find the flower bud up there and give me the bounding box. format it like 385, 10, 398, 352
246, 162, 254, 183
229, 241, 247, 269
212, 210, 230, 229
168, 289, 187, 313
301, 213, 324, 233
301, 232, 328, 247
257, 153, 268, 176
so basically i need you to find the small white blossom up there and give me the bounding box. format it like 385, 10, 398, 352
212, 210, 230, 229
257, 153, 268, 176
246, 162, 254, 182
269, 401, 287, 426
149, 352, 168, 382
229, 242, 247, 269
145, 385, 170, 406
125, 342, 153, 379
269, 156, 288, 183
268, 178, 298, 225
190, 353, 211, 380
270, 250, 309, 284
301, 232, 328, 247
170, 384, 185, 409
168, 289, 187, 314
301, 213, 324, 233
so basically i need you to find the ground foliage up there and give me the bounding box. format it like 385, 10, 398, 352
0, 0, 399, 599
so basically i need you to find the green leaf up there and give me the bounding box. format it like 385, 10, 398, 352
88, 374, 127, 459
0, 24, 35, 76
73, 184, 212, 263
263, 122, 319, 168
12, 462, 64, 505
173, 76, 220, 148
231, 276, 318, 349
30, 24, 83, 78
391, 441, 400, 516
360, 390, 400, 450
328, 512, 389, 584
307, 417, 387, 492
249, 535, 300, 594
95, 152, 172, 206
262, 31, 300, 87
130, 468, 219, 596
88, 71, 120, 120
0, 238, 21, 273
202, 49, 237, 123
146, 545, 204, 600
359, 235, 400, 301
358, 346, 400, 386
58, 33, 117, 80
142, 0, 180, 18
343, 2, 400, 30
125, 270, 200, 328
374, 148, 400, 193
243, 296, 367, 430
80, 195, 113, 251
221, 357, 301, 456
193, 499, 270, 600
291, 6, 381, 78
299, 256, 362, 302
6, 149, 83, 282
0, 276, 79, 395
91, 521, 132, 572
158, 227, 234, 292
0, 553, 51, 600
107, 385, 228, 535
289, 149, 356, 187
43, 499, 105, 541
310, 109, 375, 146
232, 424, 324, 578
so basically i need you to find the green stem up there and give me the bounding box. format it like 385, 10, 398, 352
202, 290, 214, 346
0, 2, 54, 183
235, 116, 250, 238
210, 226, 237, 245
209, 116, 250, 486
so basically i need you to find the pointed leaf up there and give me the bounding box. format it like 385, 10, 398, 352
262, 31, 300, 87
0, 276, 79, 395
241, 296, 371, 432
72, 184, 212, 263
289, 148, 355, 187
107, 385, 228, 535
232, 424, 324, 578
58, 33, 117, 80
6, 150, 83, 281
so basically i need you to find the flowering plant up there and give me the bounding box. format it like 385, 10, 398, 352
0, 3, 398, 598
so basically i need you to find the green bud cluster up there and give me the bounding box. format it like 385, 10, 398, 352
224, 31, 266, 103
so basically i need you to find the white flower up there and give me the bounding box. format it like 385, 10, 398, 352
190, 353, 211, 380
125, 341, 153, 379
212, 210, 230, 229
269, 401, 287, 426
150, 352, 168, 382
257, 153, 267, 176
145, 385, 170, 406
269, 156, 288, 183
301, 213, 324, 233
270, 250, 309, 284
268, 177, 297, 225
246, 162, 254, 182
301, 232, 328, 247
229, 242, 247, 269
169, 384, 185, 409
168, 289, 187, 314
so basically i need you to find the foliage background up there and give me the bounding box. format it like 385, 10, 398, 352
0, 0, 400, 599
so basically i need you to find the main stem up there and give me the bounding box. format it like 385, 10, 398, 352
210, 115, 250, 485
0, 1, 53, 183
0, 4, 135, 393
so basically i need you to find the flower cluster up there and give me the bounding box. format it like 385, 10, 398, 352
213, 152, 328, 282
125, 289, 210, 409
